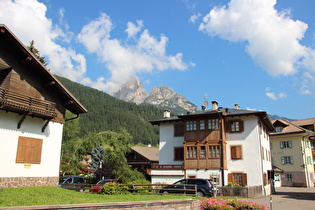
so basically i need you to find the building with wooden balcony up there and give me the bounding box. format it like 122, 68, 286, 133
0, 24, 87, 188
150, 101, 274, 196
270, 118, 315, 187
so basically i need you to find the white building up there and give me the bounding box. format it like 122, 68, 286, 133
0, 24, 87, 188
150, 101, 274, 196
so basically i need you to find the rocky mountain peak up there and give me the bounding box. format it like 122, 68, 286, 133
112, 77, 149, 104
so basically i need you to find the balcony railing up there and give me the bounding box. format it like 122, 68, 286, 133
0, 87, 57, 118
151, 164, 184, 170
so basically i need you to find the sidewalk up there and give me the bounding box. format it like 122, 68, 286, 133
249, 187, 315, 210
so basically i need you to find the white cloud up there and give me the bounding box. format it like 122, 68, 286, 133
199, 0, 311, 77
189, 13, 201, 23
125, 20, 143, 38
78, 13, 188, 93
0, 0, 88, 83
266, 91, 287, 100
299, 72, 315, 95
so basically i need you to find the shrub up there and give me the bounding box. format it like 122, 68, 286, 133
127, 179, 153, 193
99, 182, 129, 195
199, 197, 268, 210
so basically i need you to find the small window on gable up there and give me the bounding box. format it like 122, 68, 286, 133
226, 120, 244, 133
231, 145, 242, 159
174, 123, 184, 136
275, 126, 283, 133
16, 136, 43, 164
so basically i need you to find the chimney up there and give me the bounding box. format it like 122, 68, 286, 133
234, 104, 240, 110
201, 106, 206, 111
212, 101, 218, 111
163, 109, 170, 118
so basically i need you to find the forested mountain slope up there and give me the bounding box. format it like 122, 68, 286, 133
55, 75, 162, 145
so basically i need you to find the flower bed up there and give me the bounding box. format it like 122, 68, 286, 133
200, 197, 268, 210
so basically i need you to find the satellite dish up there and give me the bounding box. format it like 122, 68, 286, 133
202, 101, 208, 108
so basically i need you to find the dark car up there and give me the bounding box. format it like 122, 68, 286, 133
160, 178, 214, 197
90, 179, 117, 193
59, 175, 86, 192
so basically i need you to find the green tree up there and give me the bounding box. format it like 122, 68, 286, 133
27, 40, 48, 66
60, 111, 84, 176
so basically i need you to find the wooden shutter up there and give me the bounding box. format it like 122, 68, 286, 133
174, 147, 184, 160
231, 145, 242, 159
228, 173, 233, 183
263, 173, 267, 186
239, 120, 244, 132
225, 121, 231, 133
242, 173, 247, 186
16, 137, 43, 164
174, 123, 184, 136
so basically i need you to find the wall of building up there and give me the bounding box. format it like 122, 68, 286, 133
159, 123, 184, 165
0, 110, 63, 187
226, 115, 272, 188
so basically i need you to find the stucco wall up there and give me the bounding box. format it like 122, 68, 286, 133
0, 110, 63, 187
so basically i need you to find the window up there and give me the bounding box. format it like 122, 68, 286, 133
306, 141, 311, 149
281, 156, 293, 165
16, 136, 43, 164
226, 120, 244, 133
209, 145, 221, 158
274, 174, 280, 181
200, 120, 205, 130
174, 123, 184, 136
208, 119, 219, 129
186, 146, 197, 158
174, 147, 184, 161
307, 156, 313, 165
200, 146, 206, 158
231, 145, 242, 159
280, 141, 292, 149
286, 174, 293, 182
228, 173, 247, 186
186, 121, 196, 131
275, 126, 283, 133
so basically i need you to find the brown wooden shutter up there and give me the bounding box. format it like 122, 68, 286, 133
174, 123, 184, 136
228, 173, 233, 183
239, 120, 244, 132
16, 137, 43, 164
225, 121, 231, 133
242, 173, 247, 186
263, 173, 267, 186
231, 145, 242, 159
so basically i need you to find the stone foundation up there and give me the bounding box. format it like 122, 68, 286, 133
0, 176, 59, 188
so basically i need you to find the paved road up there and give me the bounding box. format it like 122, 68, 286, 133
249, 187, 315, 210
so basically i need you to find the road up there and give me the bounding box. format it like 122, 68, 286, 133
249, 187, 315, 210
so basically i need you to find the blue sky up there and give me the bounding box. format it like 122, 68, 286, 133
1, 0, 315, 120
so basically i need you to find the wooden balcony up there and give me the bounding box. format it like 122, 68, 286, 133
151, 164, 184, 170
0, 87, 57, 118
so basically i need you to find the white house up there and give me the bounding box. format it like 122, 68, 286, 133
0, 24, 87, 188
150, 101, 274, 196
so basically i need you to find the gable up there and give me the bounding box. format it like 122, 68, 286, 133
0, 24, 87, 125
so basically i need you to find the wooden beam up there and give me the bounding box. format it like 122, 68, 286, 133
42, 119, 51, 133
17, 114, 27, 129
20, 56, 32, 64
64, 100, 73, 106
44, 81, 56, 87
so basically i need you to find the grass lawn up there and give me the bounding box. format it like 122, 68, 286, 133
0, 186, 195, 207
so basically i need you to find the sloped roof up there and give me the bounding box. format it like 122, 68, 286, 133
132, 146, 159, 162
151, 107, 274, 132
271, 118, 315, 136
290, 118, 315, 127
0, 24, 87, 115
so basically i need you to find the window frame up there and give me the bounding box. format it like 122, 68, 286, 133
281, 156, 293, 165
209, 145, 221, 158
186, 120, 197, 131
186, 146, 197, 159
208, 118, 219, 130
226, 120, 244, 133
280, 141, 292, 149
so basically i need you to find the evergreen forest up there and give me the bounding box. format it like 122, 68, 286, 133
55, 75, 163, 146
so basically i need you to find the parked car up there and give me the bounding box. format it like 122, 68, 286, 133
59, 175, 86, 192
90, 179, 117, 193
160, 178, 214, 197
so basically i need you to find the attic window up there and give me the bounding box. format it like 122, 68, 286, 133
275, 126, 283, 133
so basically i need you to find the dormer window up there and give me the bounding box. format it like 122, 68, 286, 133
275, 126, 283, 133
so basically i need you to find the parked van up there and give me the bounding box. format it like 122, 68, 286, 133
59, 175, 86, 192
